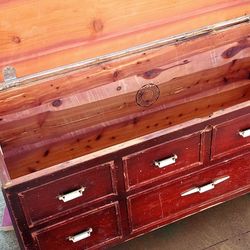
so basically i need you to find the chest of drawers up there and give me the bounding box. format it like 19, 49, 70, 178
0, 1, 250, 249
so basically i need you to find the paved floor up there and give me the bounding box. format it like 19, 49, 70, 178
0, 192, 249, 250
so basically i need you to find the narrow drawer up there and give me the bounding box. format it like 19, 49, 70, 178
127, 153, 250, 233
19, 162, 117, 226
34, 202, 122, 250
211, 113, 250, 160
123, 133, 202, 190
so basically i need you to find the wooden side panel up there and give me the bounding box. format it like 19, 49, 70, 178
0, 0, 249, 79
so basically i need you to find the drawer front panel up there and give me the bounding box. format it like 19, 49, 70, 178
19, 162, 117, 226
211, 114, 250, 160
128, 153, 250, 233
123, 133, 202, 190
34, 203, 122, 250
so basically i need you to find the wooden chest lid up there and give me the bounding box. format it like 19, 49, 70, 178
0, 0, 250, 81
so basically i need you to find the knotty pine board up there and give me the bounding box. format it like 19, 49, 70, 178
0, 0, 250, 79
5, 84, 250, 178
0, 24, 249, 152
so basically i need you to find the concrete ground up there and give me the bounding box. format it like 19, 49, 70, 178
0, 192, 249, 250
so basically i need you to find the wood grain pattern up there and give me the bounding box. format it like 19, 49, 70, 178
0, 23, 249, 179
4, 83, 249, 179
0, 0, 249, 80
2, 105, 250, 250
0, 23, 249, 116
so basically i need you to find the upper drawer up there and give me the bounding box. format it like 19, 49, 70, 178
19, 162, 117, 227
211, 114, 250, 160
123, 133, 202, 190
127, 153, 250, 233
34, 202, 122, 250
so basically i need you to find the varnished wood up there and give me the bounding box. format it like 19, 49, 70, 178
127, 153, 250, 233
0, 23, 249, 117
123, 132, 202, 191
211, 113, 250, 160
2, 104, 250, 250
5, 83, 250, 179
0, 6, 249, 249
0, 0, 249, 80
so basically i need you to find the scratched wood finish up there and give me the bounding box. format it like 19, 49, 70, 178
127, 153, 250, 233
34, 203, 122, 250
19, 162, 117, 227
0, 0, 249, 80
123, 133, 202, 191
211, 113, 250, 160
2, 105, 250, 250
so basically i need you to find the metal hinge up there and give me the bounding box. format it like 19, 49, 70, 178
2, 66, 20, 90
0, 15, 250, 91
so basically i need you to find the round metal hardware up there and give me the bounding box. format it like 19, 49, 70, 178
136, 83, 160, 107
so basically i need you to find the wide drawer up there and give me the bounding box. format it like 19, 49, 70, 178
19, 162, 117, 227
127, 153, 250, 233
211, 113, 250, 160
34, 202, 122, 250
123, 133, 202, 190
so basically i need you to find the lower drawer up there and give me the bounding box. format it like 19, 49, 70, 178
33, 202, 122, 250
127, 153, 250, 233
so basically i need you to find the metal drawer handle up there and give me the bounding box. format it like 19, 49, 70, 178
239, 128, 250, 138
58, 187, 86, 202
68, 228, 93, 243
181, 176, 230, 197
154, 154, 178, 168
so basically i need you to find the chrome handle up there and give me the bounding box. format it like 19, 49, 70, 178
181, 176, 230, 197
154, 154, 178, 168
239, 128, 250, 138
58, 187, 86, 202
68, 228, 93, 243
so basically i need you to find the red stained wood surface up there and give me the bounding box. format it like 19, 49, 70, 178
211, 113, 250, 160
127, 152, 250, 233
123, 132, 202, 190
34, 203, 122, 250
19, 162, 117, 227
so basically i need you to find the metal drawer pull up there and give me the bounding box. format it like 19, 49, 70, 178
239, 128, 250, 138
181, 176, 230, 197
68, 228, 93, 243
58, 187, 86, 202
154, 154, 178, 168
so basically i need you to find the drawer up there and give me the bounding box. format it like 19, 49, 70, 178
19, 162, 117, 226
123, 133, 202, 190
127, 153, 250, 233
34, 202, 122, 250
211, 113, 250, 160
